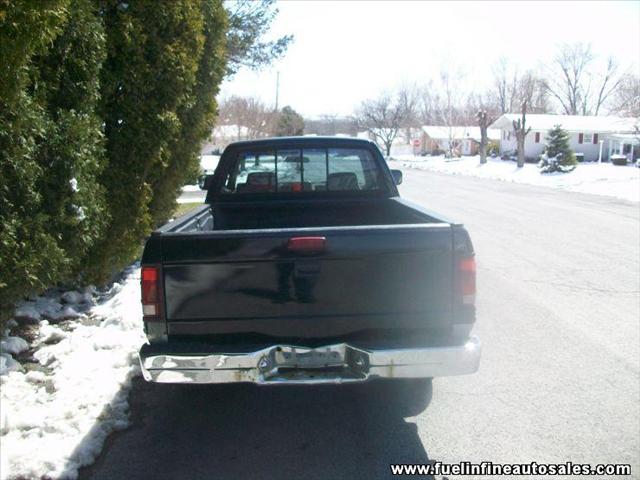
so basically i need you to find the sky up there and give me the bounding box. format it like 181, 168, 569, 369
220, 1, 640, 118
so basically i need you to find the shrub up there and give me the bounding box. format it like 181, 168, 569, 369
538, 153, 576, 173
611, 155, 628, 166
487, 140, 499, 156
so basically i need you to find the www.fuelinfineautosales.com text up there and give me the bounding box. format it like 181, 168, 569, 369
390, 461, 631, 476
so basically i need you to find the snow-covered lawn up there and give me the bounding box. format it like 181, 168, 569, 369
390, 155, 640, 202
0, 266, 144, 480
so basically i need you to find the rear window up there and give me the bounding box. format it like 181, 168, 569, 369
221, 148, 382, 195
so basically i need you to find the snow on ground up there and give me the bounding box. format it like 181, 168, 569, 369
0, 265, 145, 480
181, 184, 201, 192
390, 155, 640, 202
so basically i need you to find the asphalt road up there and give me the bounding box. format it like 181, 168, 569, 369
80, 170, 640, 479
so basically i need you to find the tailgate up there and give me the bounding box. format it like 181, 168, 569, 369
160, 225, 454, 338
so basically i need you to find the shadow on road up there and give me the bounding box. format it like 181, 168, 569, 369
79, 377, 434, 480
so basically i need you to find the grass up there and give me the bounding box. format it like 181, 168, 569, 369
173, 202, 204, 218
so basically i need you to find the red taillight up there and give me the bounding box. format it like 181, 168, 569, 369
141, 266, 160, 319
286, 236, 326, 254
458, 256, 476, 304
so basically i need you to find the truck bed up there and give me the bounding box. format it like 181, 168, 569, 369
209, 197, 438, 230
163, 197, 444, 232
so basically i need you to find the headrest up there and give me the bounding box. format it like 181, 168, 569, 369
327, 172, 359, 191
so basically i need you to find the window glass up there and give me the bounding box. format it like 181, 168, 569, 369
583, 133, 593, 143
221, 147, 381, 194
302, 149, 328, 191
328, 148, 380, 191
276, 149, 306, 192
222, 151, 276, 193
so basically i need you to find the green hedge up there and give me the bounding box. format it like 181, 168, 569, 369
0, 1, 228, 324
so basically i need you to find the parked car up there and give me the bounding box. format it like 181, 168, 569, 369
138, 137, 480, 403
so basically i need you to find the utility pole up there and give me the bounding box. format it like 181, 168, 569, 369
275, 71, 280, 112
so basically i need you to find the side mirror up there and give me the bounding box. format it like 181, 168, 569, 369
198, 174, 214, 190
390, 169, 403, 185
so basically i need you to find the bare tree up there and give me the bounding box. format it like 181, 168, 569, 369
492, 59, 550, 114
305, 116, 358, 136
543, 43, 593, 114
355, 92, 405, 157
592, 56, 625, 115
319, 114, 339, 135
397, 83, 420, 144
437, 71, 468, 157
418, 80, 442, 125
512, 100, 532, 168
610, 73, 640, 117
543, 43, 624, 115
477, 110, 493, 164
218, 96, 276, 139
515, 72, 550, 114
492, 57, 520, 114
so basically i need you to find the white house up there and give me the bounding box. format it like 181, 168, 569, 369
357, 130, 416, 156
420, 126, 501, 156
490, 114, 638, 162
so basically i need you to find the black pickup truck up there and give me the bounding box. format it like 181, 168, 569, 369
139, 137, 480, 391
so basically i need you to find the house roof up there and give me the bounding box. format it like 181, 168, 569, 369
609, 133, 640, 144
421, 126, 500, 141
489, 114, 638, 133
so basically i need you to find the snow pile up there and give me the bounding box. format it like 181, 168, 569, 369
13, 293, 88, 324
390, 155, 640, 202
0, 266, 145, 480
0, 337, 29, 357
0, 354, 23, 376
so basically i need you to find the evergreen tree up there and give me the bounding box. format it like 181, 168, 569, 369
0, 0, 286, 323
148, 1, 228, 227
34, 0, 109, 279
274, 106, 304, 136
87, 1, 229, 281
0, 1, 107, 322
539, 125, 577, 173
225, 0, 292, 75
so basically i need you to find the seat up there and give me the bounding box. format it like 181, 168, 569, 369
327, 172, 359, 191
244, 172, 275, 192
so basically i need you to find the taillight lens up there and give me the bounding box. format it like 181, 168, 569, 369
141, 266, 160, 319
458, 256, 476, 304
287, 236, 326, 254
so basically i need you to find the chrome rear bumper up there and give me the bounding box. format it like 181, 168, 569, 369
139, 336, 481, 384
